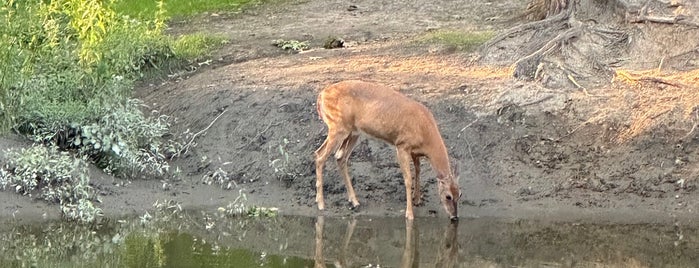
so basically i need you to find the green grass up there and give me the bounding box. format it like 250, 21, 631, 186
110, 0, 263, 19
421, 30, 494, 52
172, 33, 229, 61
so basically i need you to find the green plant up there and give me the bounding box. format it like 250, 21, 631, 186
268, 138, 299, 181
1, 145, 102, 223
76, 99, 174, 177
202, 168, 237, 190
217, 189, 248, 217
172, 33, 228, 62
246, 206, 278, 218
272, 39, 308, 52
110, 0, 262, 20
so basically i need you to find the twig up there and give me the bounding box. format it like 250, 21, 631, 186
520, 95, 554, 107
173, 109, 227, 159
464, 139, 474, 161
457, 118, 479, 137
681, 110, 699, 140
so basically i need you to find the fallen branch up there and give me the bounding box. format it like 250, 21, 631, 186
173, 109, 228, 159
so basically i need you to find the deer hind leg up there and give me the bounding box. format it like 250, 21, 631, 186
397, 149, 415, 220
314, 130, 348, 210
411, 155, 423, 206
336, 133, 361, 208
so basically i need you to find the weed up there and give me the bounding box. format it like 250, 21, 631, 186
202, 168, 237, 190
268, 138, 300, 181
272, 39, 309, 52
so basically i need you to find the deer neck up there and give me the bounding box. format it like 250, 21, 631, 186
427, 141, 452, 180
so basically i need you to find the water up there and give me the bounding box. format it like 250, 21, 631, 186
0, 213, 696, 267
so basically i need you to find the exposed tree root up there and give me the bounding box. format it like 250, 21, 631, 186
479, 0, 698, 88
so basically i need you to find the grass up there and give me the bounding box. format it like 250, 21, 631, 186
0, 0, 271, 223
172, 33, 229, 61
110, 0, 264, 19
420, 30, 495, 52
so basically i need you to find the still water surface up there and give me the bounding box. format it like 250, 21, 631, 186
0, 213, 696, 267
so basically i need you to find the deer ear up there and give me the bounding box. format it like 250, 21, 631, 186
450, 159, 460, 178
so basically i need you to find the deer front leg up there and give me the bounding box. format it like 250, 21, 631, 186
411, 155, 423, 206
397, 149, 415, 220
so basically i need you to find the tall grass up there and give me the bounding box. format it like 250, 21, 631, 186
111, 0, 263, 19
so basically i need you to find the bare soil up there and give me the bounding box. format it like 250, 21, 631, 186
2, 0, 699, 224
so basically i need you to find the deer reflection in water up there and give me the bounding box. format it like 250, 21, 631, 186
313, 217, 459, 267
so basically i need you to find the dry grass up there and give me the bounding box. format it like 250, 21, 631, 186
608, 69, 699, 142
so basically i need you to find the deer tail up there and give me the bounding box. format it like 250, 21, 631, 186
316, 92, 325, 121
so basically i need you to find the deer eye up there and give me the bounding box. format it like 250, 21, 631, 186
446, 195, 452, 201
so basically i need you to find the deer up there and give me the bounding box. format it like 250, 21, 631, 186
314, 80, 461, 221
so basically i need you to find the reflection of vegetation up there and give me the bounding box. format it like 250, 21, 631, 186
0, 212, 697, 267
420, 30, 494, 52
0, 206, 302, 268
124, 231, 166, 267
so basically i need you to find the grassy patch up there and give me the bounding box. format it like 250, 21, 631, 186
420, 30, 494, 52
172, 33, 229, 61
111, 0, 263, 19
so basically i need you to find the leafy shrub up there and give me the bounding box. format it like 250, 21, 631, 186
0, 145, 102, 223
272, 39, 309, 52
76, 99, 175, 177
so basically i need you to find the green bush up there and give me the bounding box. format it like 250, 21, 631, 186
0, 0, 256, 223
0, 145, 101, 223
77, 99, 174, 177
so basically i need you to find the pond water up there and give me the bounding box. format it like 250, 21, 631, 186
0, 212, 697, 267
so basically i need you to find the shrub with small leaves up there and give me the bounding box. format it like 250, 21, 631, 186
271, 39, 308, 52
76, 99, 175, 178
2, 145, 102, 223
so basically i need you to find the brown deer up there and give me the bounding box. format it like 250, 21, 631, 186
314, 80, 461, 220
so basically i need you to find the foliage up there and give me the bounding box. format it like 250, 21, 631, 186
172, 33, 228, 62
0, 145, 102, 223
0, 0, 248, 223
202, 167, 237, 190
268, 138, 300, 181
272, 39, 309, 52
75, 99, 175, 177
111, 0, 263, 20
